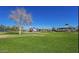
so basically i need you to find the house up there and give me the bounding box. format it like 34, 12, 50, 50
57, 27, 76, 32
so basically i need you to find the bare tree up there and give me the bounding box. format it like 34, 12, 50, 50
9, 8, 32, 35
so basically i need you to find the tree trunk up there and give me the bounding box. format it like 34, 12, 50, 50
19, 26, 21, 35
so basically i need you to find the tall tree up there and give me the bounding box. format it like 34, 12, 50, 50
9, 8, 32, 35
0, 24, 6, 32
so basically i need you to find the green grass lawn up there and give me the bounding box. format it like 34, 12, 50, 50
0, 32, 78, 53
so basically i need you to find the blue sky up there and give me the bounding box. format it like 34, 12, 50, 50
0, 6, 78, 29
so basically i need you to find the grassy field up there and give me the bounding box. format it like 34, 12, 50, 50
0, 32, 78, 53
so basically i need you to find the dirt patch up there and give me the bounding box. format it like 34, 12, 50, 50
0, 34, 46, 39
0, 35, 10, 38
